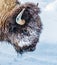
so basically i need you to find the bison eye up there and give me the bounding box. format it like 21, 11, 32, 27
22, 29, 30, 36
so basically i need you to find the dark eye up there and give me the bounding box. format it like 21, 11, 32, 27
22, 29, 30, 36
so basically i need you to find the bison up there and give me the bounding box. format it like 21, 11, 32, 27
0, 0, 42, 54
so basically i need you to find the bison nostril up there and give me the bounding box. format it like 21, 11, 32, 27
32, 38, 38, 44
28, 47, 36, 51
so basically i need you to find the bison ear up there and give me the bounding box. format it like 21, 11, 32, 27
16, 8, 26, 25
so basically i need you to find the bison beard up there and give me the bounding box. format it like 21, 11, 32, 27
0, 1, 42, 54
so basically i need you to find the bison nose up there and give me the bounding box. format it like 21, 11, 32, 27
32, 38, 39, 45
27, 38, 39, 52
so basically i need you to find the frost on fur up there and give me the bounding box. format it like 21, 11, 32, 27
0, 0, 42, 54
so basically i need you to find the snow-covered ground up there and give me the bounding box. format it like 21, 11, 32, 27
0, 0, 57, 65
0, 42, 57, 65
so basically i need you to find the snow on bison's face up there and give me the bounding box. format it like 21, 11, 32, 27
0, 3, 42, 54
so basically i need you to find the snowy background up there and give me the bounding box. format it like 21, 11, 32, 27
0, 0, 57, 65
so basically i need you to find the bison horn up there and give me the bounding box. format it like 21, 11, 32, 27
16, 8, 25, 25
